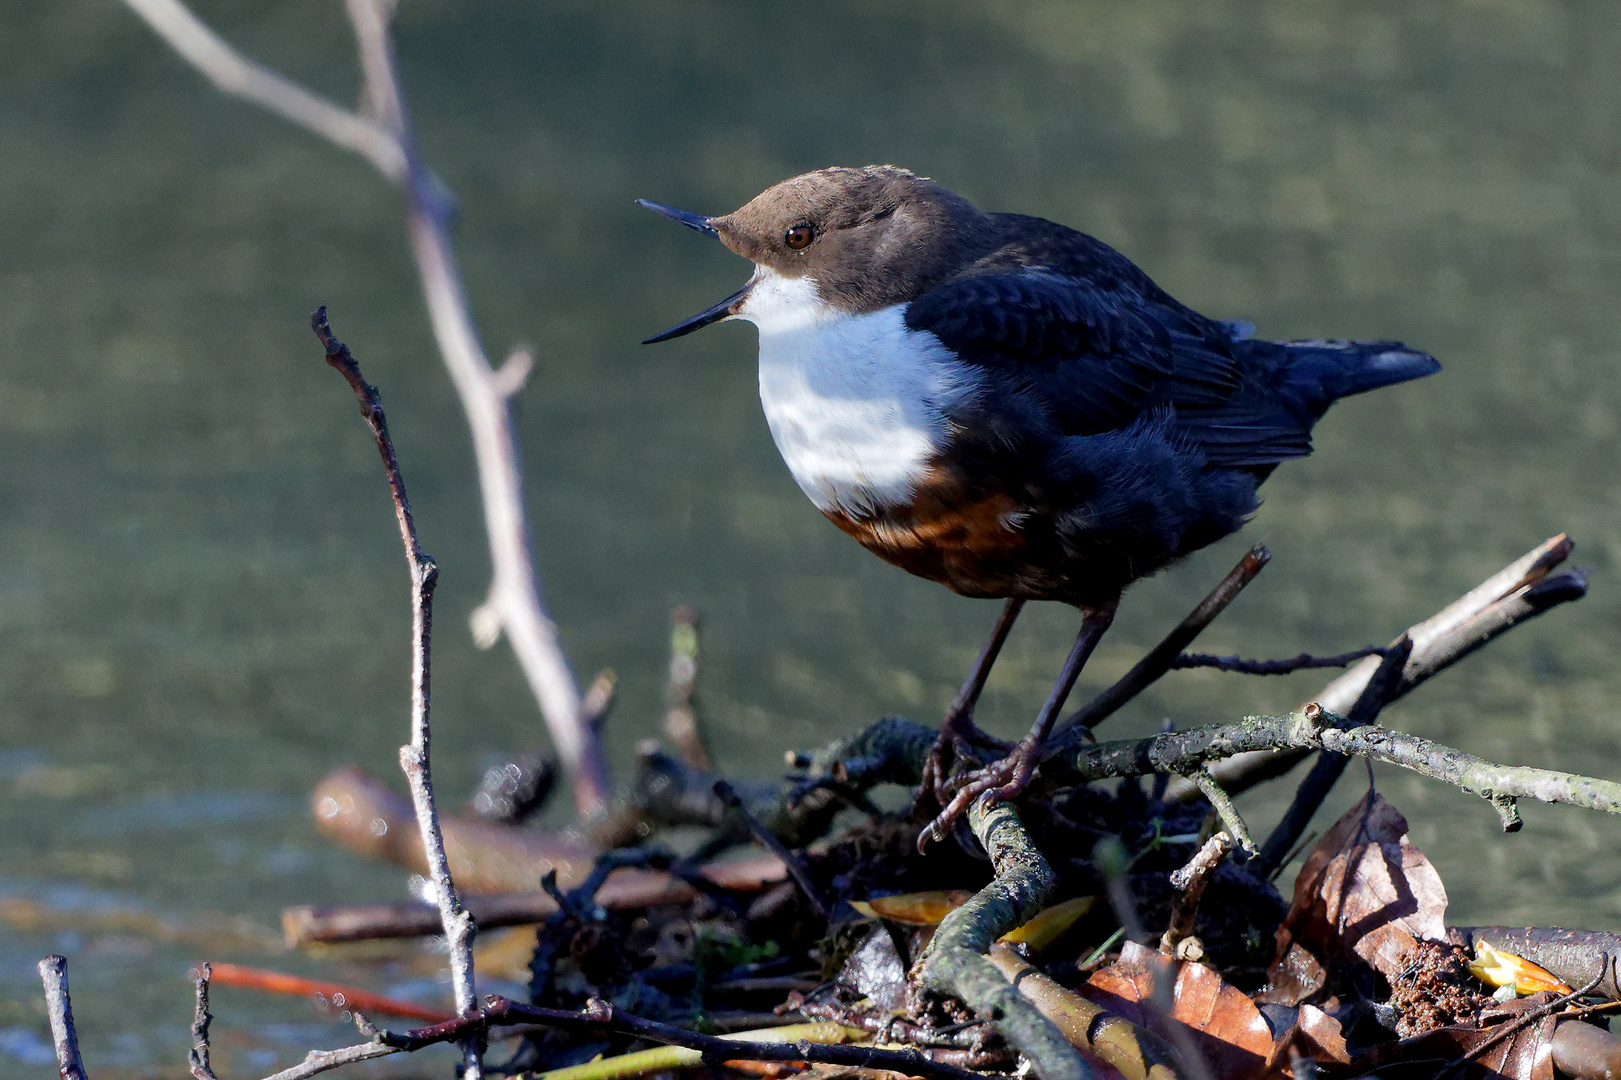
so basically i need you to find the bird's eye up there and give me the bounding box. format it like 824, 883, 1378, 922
784, 225, 814, 250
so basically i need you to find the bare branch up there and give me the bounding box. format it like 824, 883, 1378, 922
1168, 534, 1583, 800
121, 0, 611, 817
120, 0, 404, 179
37, 956, 88, 1080
259, 1041, 400, 1080
313, 309, 482, 1080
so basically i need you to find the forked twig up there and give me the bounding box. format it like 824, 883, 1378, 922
1168, 534, 1584, 800
1433, 969, 1606, 1080
313, 309, 482, 1080
121, 0, 610, 818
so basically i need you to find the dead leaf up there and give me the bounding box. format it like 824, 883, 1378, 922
848, 890, 973, 926
1263, 1003, 1350, 1077
1352, 992, 1559, 1080
1001, 896, 1096, 952
1262, 791, 1448, 1005
1085, 940, 1274, 1080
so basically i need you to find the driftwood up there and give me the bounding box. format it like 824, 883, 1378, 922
283, 853, 786, 946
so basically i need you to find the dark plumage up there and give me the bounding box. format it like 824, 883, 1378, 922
890, 212, 1439, 605
640, 166, 1440, 841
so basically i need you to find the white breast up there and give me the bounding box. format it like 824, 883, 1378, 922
736, 270, 981, 516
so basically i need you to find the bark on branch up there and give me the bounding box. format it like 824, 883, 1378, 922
313, 310, 482, 1079
1058, 706, 1621, 829
914, 800, 1098, 1080
38, 955, 88, 1080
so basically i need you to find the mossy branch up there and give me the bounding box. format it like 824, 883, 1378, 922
914, 801, 1098, 1080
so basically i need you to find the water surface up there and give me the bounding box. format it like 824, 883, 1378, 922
2, 2, 1620, 1073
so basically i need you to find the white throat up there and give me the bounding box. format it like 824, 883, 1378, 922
734, 269, 980, 516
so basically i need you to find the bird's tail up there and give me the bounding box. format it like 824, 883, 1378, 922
1271, 338, 1441, 419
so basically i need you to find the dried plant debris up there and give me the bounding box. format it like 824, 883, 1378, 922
1262, 792, 1449, 1006
1386, 940, 1496, 1038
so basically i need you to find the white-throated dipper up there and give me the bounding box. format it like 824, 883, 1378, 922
640, 165, 1439, 846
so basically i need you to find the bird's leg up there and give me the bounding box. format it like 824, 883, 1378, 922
920, 598, 1118, 849
916, 598, 1024, 811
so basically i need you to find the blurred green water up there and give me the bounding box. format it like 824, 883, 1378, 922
1, 0, 1620, 1072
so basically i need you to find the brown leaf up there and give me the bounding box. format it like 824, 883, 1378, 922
1263, 1003, 1350, 1077
1352, 992, 1560, 1080
1085, 940, 1274, 1080
1262, 791, 1448, 1005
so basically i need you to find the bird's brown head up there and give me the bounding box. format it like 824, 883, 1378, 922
640, 166, 993, 342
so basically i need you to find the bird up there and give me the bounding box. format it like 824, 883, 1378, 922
639, 165, 1439, 846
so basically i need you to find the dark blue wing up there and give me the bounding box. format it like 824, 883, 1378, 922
905, 269, 1284, 461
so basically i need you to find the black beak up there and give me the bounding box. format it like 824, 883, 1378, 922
642, 284, 751, 344
638, 198, 748, 343
637, 198, 718, 236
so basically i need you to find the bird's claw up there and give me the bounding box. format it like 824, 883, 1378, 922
916, 738, 1042, 852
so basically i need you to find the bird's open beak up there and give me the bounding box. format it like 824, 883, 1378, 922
638, 199, 751, 343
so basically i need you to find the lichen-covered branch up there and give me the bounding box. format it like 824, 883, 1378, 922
1060, 706, 1621, 829
1169, 534, 1583, 800
914, 801, 1096, 1080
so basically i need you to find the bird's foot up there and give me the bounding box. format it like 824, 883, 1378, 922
913, 709, 1011, 841
917, 733, 1041, 852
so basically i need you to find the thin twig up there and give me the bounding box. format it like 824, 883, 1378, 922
313, 309, 482, 1080
664, 606, 709, 770
348, 997, 989, 1080
190, 963, 217, 1080
1187, 771, 1254, 854
1254, 635, 1414, 876
1060, 543, 1269, 733
713, 779, 829, 920
260, 1041, 400, 1080
1169, 535, 1583, 800
38, 956, 88, 1080
121, 0, 611, 818
1434, 969, 1606, 1080
1168, 645, 1386, 675
120, 0, 405, 179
